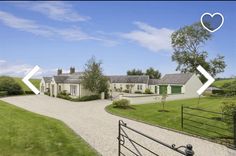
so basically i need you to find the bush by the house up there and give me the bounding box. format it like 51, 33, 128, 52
221, 101, 236, 130
57, 91, 72, 100
144, 88, 153, 94
78, 95, 100, 101
123, 89, 129, 93
0, 91, 8, 97
134, 91, 142, 94
0, 76, 23, 95
24, 91, 34, 95
112, 99, 130, 109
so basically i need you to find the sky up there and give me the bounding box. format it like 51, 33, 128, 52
0, 1, 235, 78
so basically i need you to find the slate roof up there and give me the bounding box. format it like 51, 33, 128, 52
43, 77, 52, 83
45, 72, 194, 85
158, 73, 193, 85
108, 75, 149, 84
148, 79, 161, 85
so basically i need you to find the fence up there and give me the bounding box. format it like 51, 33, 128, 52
118, 120, 194, 156
181, 106, 236, 148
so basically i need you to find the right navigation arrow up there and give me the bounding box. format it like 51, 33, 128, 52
197, 65, 215, 95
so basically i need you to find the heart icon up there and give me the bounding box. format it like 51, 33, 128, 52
200, 12, 224, 33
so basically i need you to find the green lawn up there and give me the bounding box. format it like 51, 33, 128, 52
0, 100, 99, 156
212, 78, 236, 88
106, 97, 236, 145
13, 77, 40, 91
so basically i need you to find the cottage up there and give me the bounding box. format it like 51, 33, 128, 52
40, 68, 94, 97
40, 67, 202, 100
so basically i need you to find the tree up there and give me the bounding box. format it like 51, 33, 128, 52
159, 90, 168, 112
145, 67, 161, 79
81, 57, 109, 94
0, 76, 23, 95
171, 22, 226, 81
127, 69, 143, 75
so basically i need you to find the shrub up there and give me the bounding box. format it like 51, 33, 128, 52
221, 101, 236, 130
0, 76, 23, 95
44, 91, 50, 96
78, 95, 100, 101
0, 91, 8, 97
24, 91, 34, 95
134, 91, 142, 94
112, 99, 130, 109
123, 89, 129, 93
144, 88, 153, 94
212, 89, 225, 95
57, 92, 72, 100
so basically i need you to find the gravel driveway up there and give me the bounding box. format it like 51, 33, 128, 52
1, 95, 235, 156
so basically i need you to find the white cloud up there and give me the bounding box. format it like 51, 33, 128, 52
122, 21, 174, 52
15, 1, 90, 22
0, 10, 116, 45
0, 60, 55, 78
0, 11, 53, 37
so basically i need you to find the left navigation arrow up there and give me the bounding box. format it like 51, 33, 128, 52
22, 65, 40, 95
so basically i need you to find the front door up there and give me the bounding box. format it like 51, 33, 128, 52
155, 86, 158, 94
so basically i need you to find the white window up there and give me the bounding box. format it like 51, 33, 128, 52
70, 85, 77, 96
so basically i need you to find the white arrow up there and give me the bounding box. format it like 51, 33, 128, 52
22, 65, 40, 95
197, 65, 215, 95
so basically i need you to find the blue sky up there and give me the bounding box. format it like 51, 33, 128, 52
0, 1, 235, 78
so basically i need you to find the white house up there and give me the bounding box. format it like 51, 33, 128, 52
40, 68, 94, 97
40, 67, 202, 100
109, 73, 202, 98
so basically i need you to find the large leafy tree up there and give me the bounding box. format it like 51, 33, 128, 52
171, 22, 226, 81
145, 67, 161, 79
81, 57, 109, 94
127, 69, 143, 76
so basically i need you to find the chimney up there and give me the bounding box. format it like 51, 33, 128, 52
57, 69, 62, 75
70, 67, 75, 74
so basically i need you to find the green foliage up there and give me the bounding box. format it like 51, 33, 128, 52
221, 101, 236, 130
13, 77, 40, 92
57, 92, 100, 102
134, 91, 142, 94
112, 99, 130, 109
57, 91, 72, 100
24, 91, 34, 95
76, 95, 100, 101
144, 88, 153, 94
123, 89, 130, 93
0, 76, 23, 95
145, 67, 161, 79
171, 22, 226, 80
213, 78, 236, 88
127, 69, 144, 75
81, 57, 109, 94
127, 68, 162, 79
0, 91, 8, 97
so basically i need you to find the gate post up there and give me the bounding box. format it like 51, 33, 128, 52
185, 144, 194, 156
233, 111, 236, 147
181, 105, 183, 129
118, 120, 121, 156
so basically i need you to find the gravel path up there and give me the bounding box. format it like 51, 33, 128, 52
1, 95, 235, 156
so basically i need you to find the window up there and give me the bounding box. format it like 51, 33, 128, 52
114, 84, 116, 89
171, 86, 182, 94
70, 85, 77, 96
137, 85, 142, 90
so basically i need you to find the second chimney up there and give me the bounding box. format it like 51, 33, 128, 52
70, 67, 75, 74
57, 69, 62, 75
